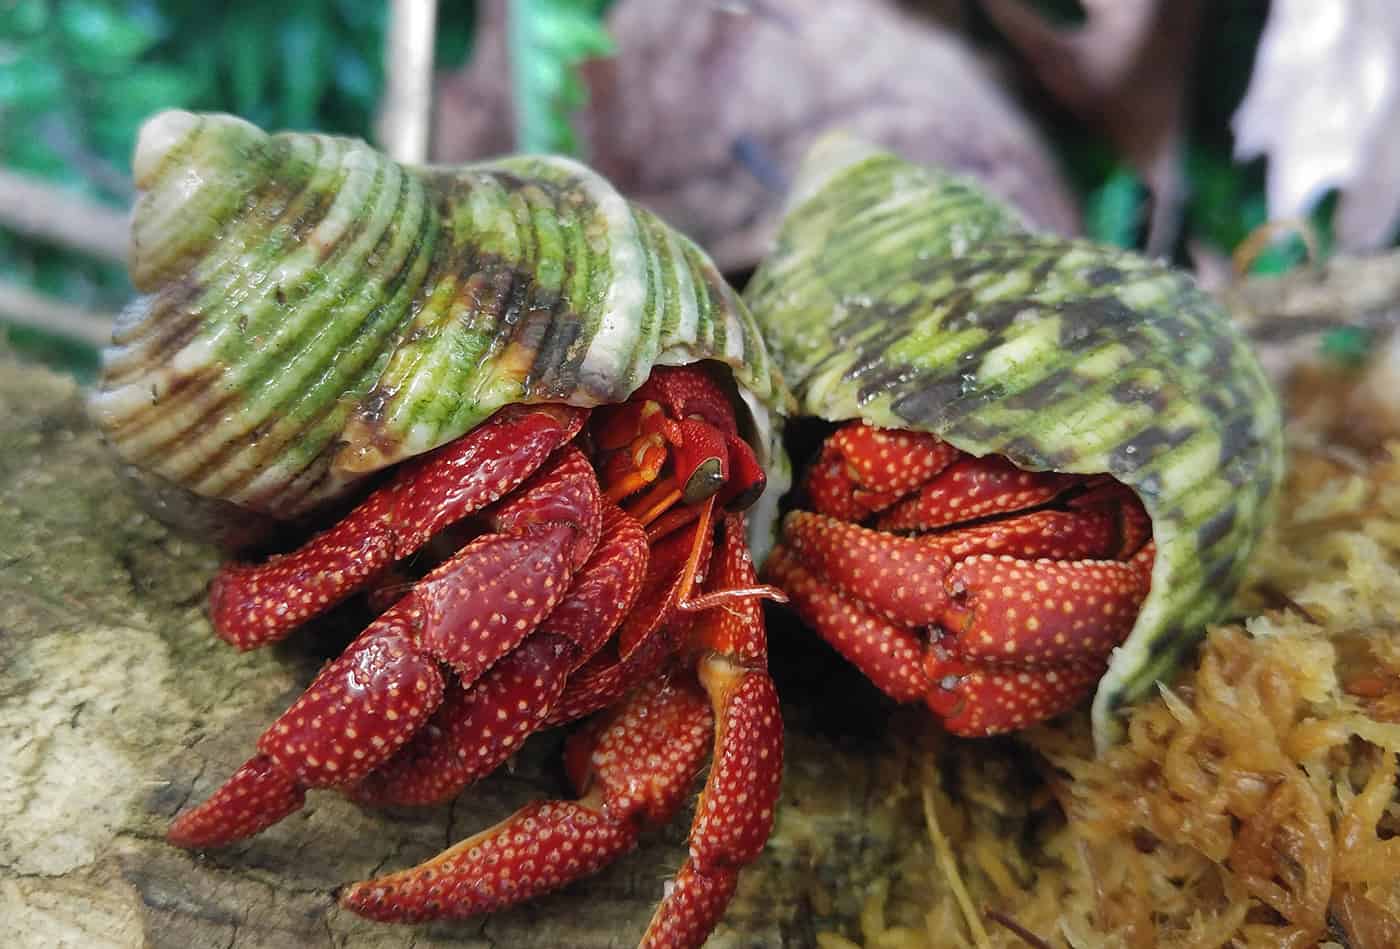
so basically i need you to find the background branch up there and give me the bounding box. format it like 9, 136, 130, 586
0, 168, 128, 263
1224, 249, 1400, 340
0, 279, 116, 347
376, 0, 439, 164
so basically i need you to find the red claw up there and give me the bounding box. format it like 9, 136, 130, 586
770, 419, 1156, 737
171, 367, 782, 948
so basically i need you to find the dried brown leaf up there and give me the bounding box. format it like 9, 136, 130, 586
1233, 0, 1400, 252
433, 0, 1079, 272
981, 0, 1200, 255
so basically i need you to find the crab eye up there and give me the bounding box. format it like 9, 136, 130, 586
682, 457, 726, 504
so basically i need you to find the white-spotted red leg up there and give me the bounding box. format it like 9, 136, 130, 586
169, 448, 602, 848
766, 510, 1155, 735
208, 404, 585, 650
340, 513, 781, 949
350, 504, 648, 807
338, 677, 715, 923
641, 512, 782, 948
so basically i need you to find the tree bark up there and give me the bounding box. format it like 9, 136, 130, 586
0, 359, 909, 948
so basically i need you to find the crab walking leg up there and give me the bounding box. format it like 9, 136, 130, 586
804, 423, 962, 521
168, 450, 602, 848
777, 510, 1128, 630
764, 547, 929, 704
544, 521, 715, 727
209, 404, 586, 650
350, 504, 649, 807
765, 545, 1141, 736
338, 678, 716, 923
341, 514, 780, 949
641, 513, 783, 949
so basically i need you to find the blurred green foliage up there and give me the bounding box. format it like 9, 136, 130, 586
0, 0, 478, 374
0, 0, 622, 376
0, 0, 1367, 377
508, 0, 612, 154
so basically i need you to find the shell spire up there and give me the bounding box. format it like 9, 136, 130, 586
91, 111, 789, 531
744, 135, 1284, 745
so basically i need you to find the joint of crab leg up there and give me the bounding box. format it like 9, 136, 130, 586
172, 450, 614, 847
350, 633, 578, 807
923, 654, 1104, 737
414, 528, 575, 686
486, 445, 603, 571
827, 421, 963, 495
208, 495, 397, 650
341, 678, 715, 925
388, 404, 587, 558
641, 653, 782, 948
353, 505, 648, 807
767, 540, 1136, 739
804, 451, 886, 521
547, 515, 711, 728
779, 510, 954, 627
938, 554, 1151, 666
764, 546, 929, 703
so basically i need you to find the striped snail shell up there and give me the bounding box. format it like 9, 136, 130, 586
89, 110, 792, 554
743, 136, 1284, 746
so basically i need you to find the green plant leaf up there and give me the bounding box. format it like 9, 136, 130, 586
1084, 167, 1143, 248
1321, 326, 1373, 366
0, 0, 49, 36
0, 52, 64, 111
58, 0, 164, 72
508, 0, 614, 155
279, 3, 334, 128
226, 16, 271, 116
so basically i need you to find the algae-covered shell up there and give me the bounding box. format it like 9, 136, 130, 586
90, 111, 792, 553
743, 136, 1284, 746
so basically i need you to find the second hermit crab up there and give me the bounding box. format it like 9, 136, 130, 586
90, 111, 793, 948
745, 137, 1283, 746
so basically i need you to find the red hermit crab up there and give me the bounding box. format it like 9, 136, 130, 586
89, 111, 792, 948
745, 137, 1283, 746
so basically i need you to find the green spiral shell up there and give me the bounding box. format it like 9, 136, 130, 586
90, 111, 792, 553
744, 136, 1284, 746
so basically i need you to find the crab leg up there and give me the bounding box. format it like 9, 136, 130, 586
643, 512, 782, 949
209, 404, 585, 650
765, 524, 1154, 736
338, 677, 715, 924
169, 448, 601, 848
350, 504, 649, 807
544, 519, 715, 726
874, 454, 1080, 531
805, 424, 962, 521
778, 509, 1128, 628
340, 514, 781, 949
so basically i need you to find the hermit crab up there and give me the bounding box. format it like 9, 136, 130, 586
89, 111, 792, 948
745, 137, 1283, 746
